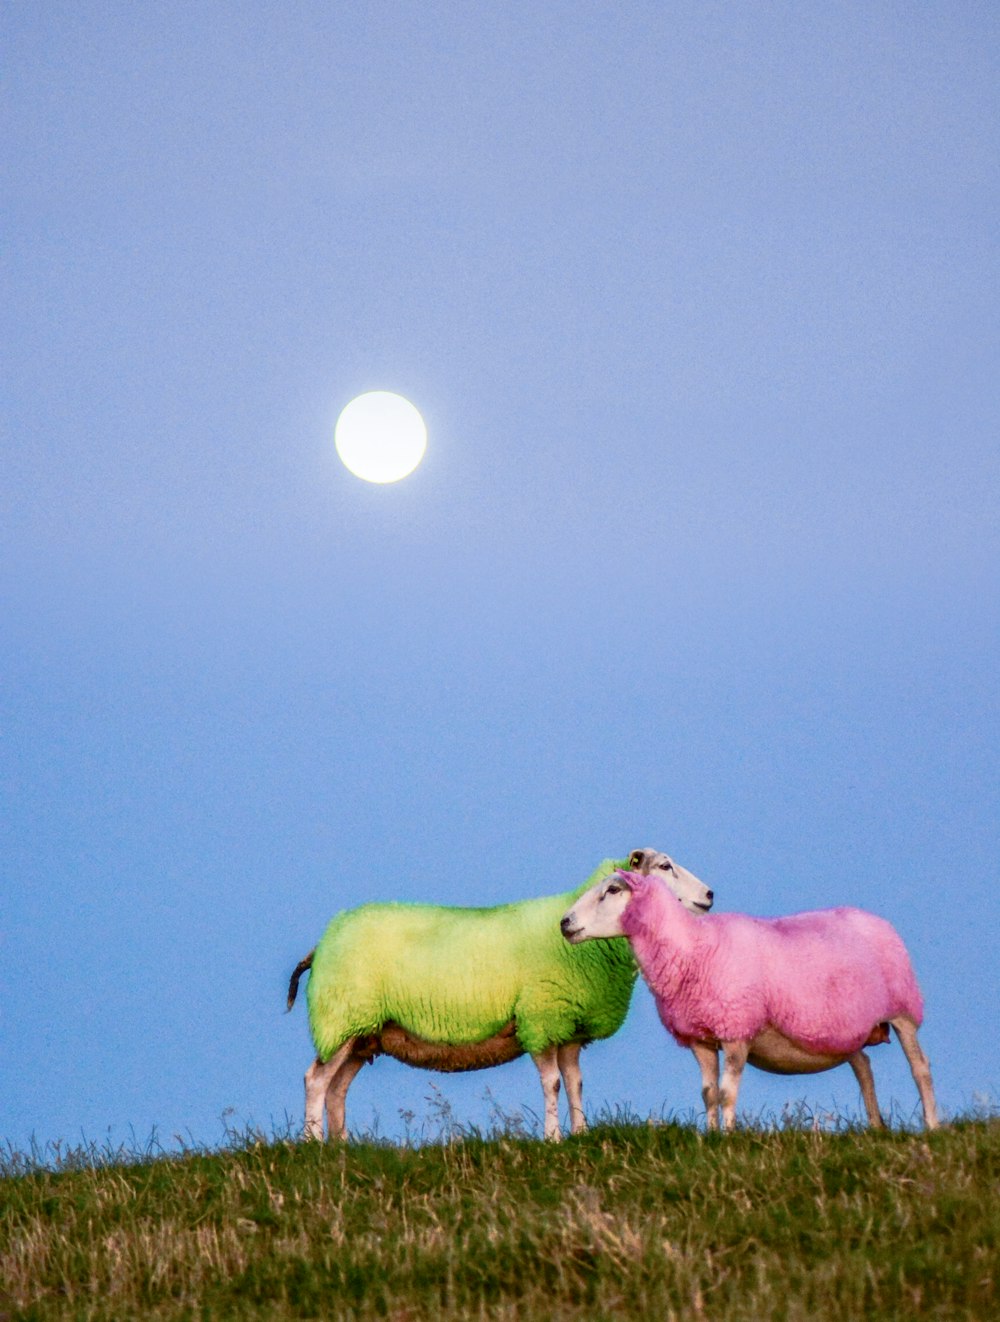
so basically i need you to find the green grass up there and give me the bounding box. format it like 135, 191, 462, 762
2, 1113, 997, 1320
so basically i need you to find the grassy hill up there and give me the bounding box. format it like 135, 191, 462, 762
2, 1114, 997, 1320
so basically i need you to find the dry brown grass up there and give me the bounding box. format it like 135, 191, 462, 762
2, 1114, 997, 1319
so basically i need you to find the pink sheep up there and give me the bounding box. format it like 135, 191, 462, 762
561, 863, 939, 1131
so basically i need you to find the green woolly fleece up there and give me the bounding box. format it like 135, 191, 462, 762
307, 859, 638, 1061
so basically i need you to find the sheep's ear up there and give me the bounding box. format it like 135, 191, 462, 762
614, 869, 638, 888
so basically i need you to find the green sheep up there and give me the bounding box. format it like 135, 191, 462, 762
287, 849, 714, 1140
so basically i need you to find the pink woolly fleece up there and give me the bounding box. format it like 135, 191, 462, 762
617, 871, 924, 1056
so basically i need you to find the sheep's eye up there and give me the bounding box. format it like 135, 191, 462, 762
605, 883, 622, 897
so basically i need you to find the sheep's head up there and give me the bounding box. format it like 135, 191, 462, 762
561, 870, 638, 943
627, 848, 714, 914
562, 852, 713, 944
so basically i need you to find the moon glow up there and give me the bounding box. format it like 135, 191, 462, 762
334, 391, 427, 484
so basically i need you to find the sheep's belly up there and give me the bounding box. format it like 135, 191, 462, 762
371, 1020, 526, 1072
747, 1027, 851, 1075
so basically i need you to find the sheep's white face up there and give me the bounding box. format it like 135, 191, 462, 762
561, 852, 713, 943
628, 848, 713, 914
561, 873, 634, 942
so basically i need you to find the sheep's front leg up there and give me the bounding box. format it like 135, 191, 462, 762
304, 1040, 357, 1140
719, 1041, 749, 1132
691, 1041, 720, 1131
532, 1045, 562, 1141
890, 1016, 940, 1130
848, 1050, 884, 1128
557, 1042, 585, 1135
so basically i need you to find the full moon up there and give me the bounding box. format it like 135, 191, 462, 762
334, 391, 427, 484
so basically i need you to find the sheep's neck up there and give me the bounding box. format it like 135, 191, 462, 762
622, 881, 701, 984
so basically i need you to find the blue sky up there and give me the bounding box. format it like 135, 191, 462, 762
3, 2, 998, 1150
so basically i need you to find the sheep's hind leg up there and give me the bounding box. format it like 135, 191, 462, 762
557, 1043, 585, 1135
532, 1045, 562, 1141
890, 1017, 940, 1130
848, 1049, 884, 1128
325, 1052, 366, 1141
691, 1041, 720, 1131
304, 1039, 357, 1140
719, 1041, 749, 1132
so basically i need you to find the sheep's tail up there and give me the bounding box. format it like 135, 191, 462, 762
286, 950, 315, 1011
